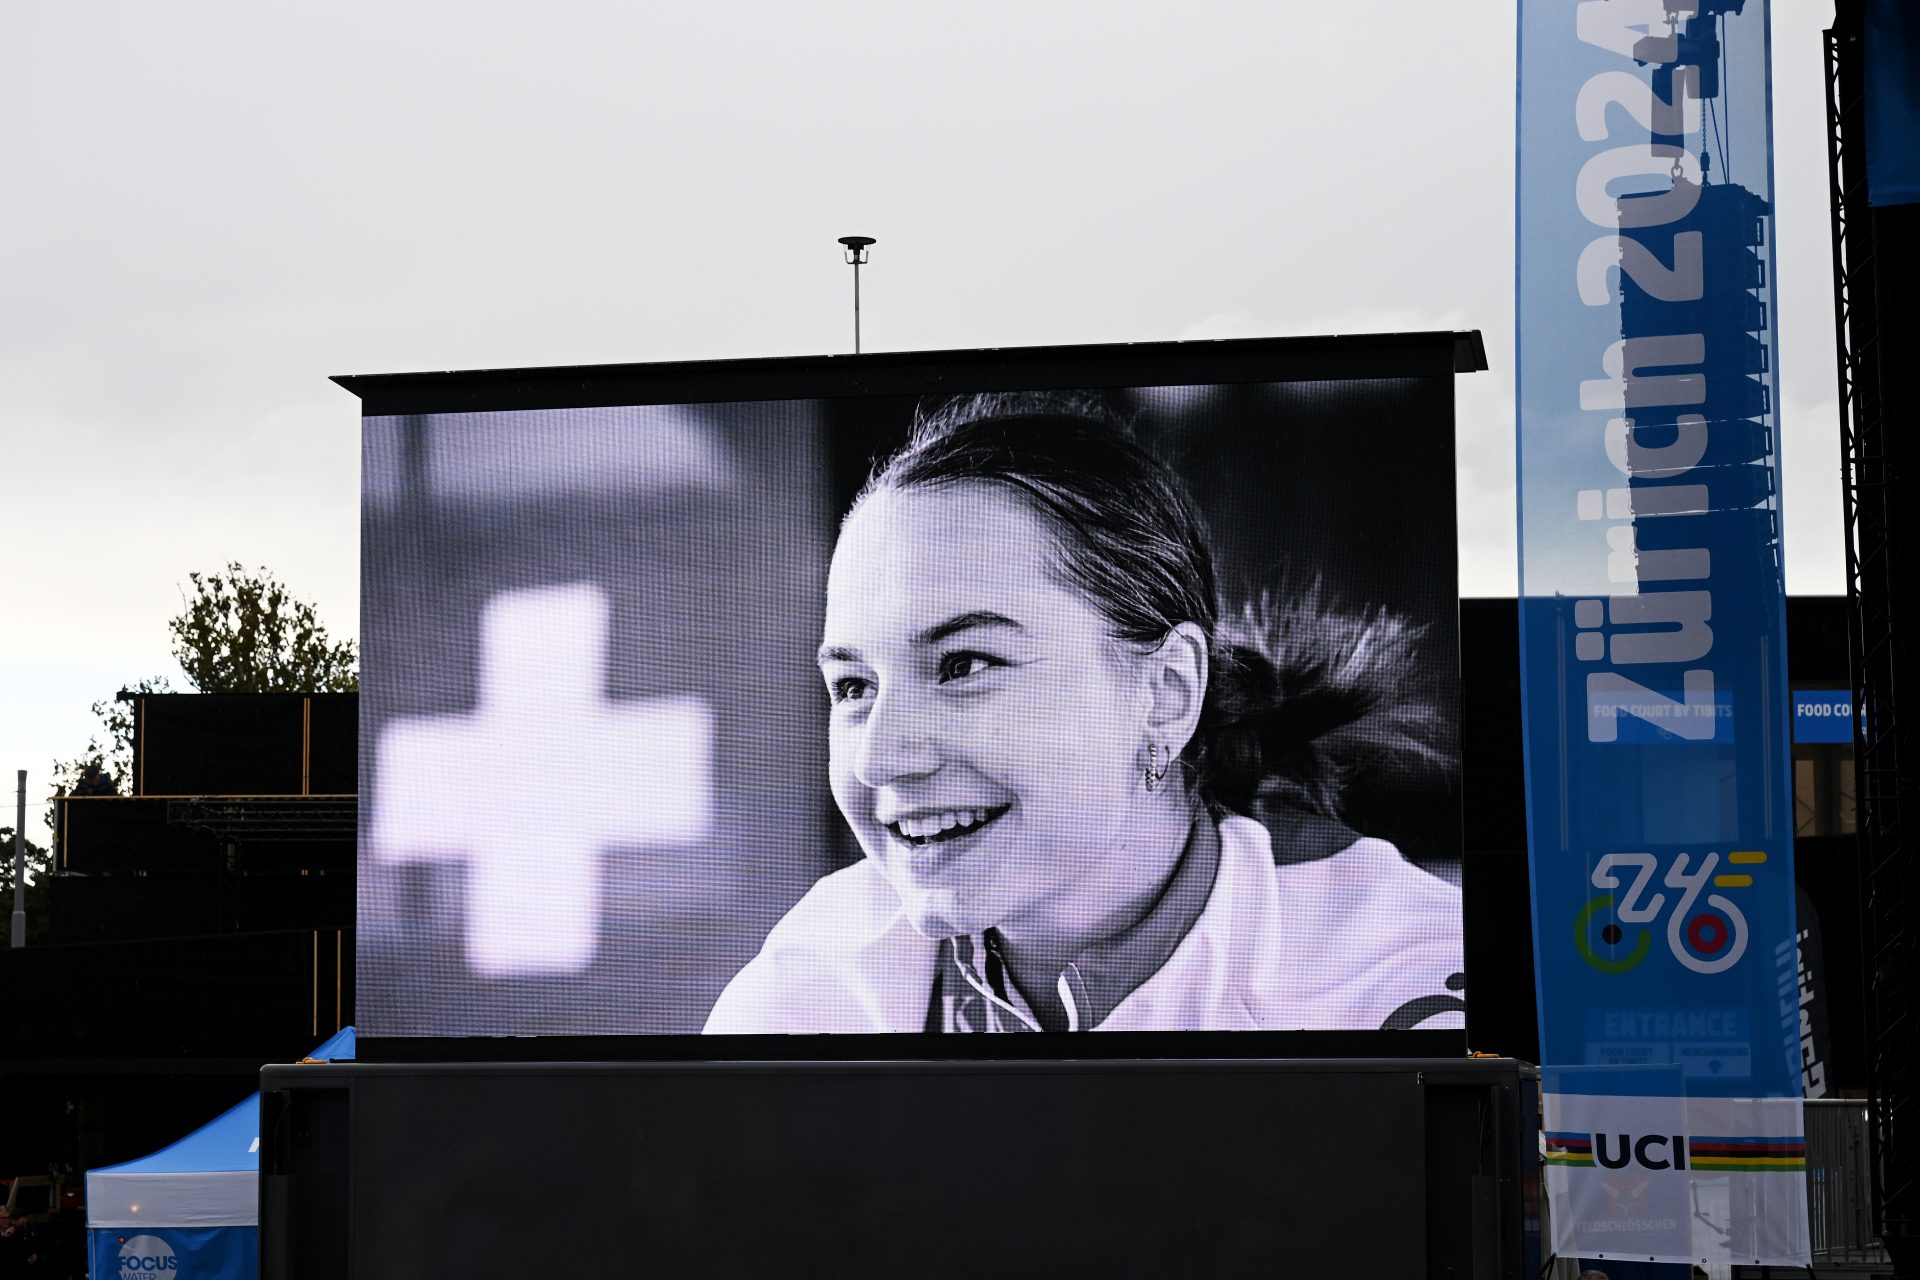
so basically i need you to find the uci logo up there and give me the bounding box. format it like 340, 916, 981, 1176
1553, 1133, 1690, 1171
1574, 849, 1765, 975
118, 1234, 180, 1274
1596, 1133, 1687, 1171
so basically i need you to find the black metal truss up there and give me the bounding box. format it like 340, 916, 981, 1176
1827, 8, 1914, 1261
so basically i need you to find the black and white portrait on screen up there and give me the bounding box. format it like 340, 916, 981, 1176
707, 391, 1462, 1033
357, 380, 1465, 1037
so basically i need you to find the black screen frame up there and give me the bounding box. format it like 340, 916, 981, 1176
343, 330, 1486, 1064
335, 330, 1488, 413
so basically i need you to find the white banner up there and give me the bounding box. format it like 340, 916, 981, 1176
1545, 1092, 1812, 1266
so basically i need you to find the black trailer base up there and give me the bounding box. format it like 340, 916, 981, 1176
260, 1056, 1539, 1278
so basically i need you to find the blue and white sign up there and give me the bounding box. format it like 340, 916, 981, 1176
1517, 0, 1809, 1266
1792, 689, 1855, 744
86, 1226, 257, 1279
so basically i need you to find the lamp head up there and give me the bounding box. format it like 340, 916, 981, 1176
838, 235, 875, 264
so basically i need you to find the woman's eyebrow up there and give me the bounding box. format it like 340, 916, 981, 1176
816, 611, 1024, 666
915, 610, 1024, 647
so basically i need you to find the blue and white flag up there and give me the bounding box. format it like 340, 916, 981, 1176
1516, 0, 1809, 1266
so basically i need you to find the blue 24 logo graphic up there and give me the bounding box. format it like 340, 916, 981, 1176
1575, 849, 1766, 975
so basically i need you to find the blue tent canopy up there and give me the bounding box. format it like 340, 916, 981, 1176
86, 1027, 354, 1279
104, 1092, 257, 1186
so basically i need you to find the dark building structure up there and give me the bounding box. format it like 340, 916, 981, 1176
1827, 0, 1920, 1261
0, 693, 355, 1178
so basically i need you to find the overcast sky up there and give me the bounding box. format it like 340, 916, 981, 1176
0, 2, 1846, 825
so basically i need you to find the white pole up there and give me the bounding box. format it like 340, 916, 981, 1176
11, 770, 25, 947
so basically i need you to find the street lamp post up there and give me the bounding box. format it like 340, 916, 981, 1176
12, 770, 26, 947
837, 236, 875, 354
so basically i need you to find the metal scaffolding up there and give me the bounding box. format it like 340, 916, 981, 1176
1826, 5, 1913, 1263
165, 797, 357, 843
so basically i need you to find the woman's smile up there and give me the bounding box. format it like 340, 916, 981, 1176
884, 803, 1013, 847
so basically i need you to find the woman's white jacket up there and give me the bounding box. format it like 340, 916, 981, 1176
705, 815, 1463, 1034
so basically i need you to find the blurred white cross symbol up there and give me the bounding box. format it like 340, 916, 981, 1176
372, 583, 711, 976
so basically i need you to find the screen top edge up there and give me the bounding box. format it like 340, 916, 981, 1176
335, 330, 1483, 415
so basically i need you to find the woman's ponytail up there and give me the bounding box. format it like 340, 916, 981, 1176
1188, 588, 1448, 820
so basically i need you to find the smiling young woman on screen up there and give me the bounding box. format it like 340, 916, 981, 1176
704, 392, 1463, 1035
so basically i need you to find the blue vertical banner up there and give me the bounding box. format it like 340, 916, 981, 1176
1516, 0, 1808, 1267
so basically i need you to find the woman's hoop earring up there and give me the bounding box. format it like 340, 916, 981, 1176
1143, 742, 1172, 792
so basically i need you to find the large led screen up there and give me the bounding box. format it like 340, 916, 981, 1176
358, 355, 1467, 1039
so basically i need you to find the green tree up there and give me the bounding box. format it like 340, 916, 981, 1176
170, 562, 358, 694
46, 564, 355, 825
48, 674, 171, 823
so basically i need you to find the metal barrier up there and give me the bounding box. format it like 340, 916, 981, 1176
1805, 1098, 1883, 1264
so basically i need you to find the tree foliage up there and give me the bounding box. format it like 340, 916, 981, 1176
169, 562, 358, 694
45, 564, 355, 829
48, 674, 170, 825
